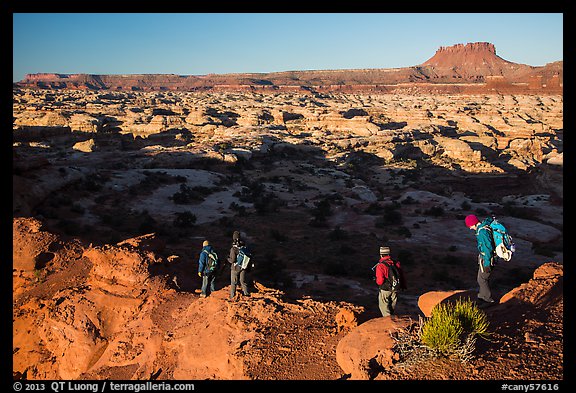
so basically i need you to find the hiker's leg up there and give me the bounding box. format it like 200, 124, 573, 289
378, 289, 391, 317
477, 266, 493, 302
201, 275, 208, 296
209, 274, 216, 293
206, 274, 216, 294
389, 290, 398, 315
230, 266, 238, 299
239, 269, 249, 296
378, 290, 386, 317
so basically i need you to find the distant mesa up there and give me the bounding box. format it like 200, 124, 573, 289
15, 42, 562, 94
422, 42, 516, 77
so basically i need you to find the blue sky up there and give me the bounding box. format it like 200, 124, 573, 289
12, 13, 563, 82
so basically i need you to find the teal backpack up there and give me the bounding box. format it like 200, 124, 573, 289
486, 217, 515, 261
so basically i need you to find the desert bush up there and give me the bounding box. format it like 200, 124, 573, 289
229, 202, 247, 216
401, 196, 416, 205
375, 203, 403, 227
393, 225, 412, 238
423, 205, 444, 217
75, 176, 105, 192
253, 252, 289, 287
503, 203, 535, 219
420, 303, 464, 355
171, 184, 214, 204
173, 211, 197, 228
420, 298, 489, 359
254, 192, 285, 215
363, 202, 383, 215
309, 197, 333, 227
328, 226, 348, 241
137, 210, 158, 233
452, 299, 490, 336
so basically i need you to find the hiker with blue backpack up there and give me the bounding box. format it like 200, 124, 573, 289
373, 246, 406, 317
465, 214, 515, 306
198, 240, 219, 298
228, 231, 251, 301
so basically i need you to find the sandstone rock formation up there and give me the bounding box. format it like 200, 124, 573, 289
14, 43, 562, 95
335, 315, 412, 379
13, 214, 563, 380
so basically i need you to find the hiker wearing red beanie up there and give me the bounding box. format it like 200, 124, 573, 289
465, 214, 496, 305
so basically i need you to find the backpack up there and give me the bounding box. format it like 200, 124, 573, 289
204, 249, 219, 275
380, 262, 400, 291
235, 246, 252, 270
486, 217, 515, 262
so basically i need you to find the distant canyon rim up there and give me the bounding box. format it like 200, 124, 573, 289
15, 42, 562, 95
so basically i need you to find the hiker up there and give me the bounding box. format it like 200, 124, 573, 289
465, 214, 496, 305
198, 240, 218, 298
374, 246, 406, 317
228, 231, 250, 301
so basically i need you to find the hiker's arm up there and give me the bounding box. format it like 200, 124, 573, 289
198, 251, 206, 273
375, 264, 386, 286
228, 247, 237, 264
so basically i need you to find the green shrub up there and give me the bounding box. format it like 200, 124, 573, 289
453, 298, 489, 336
420, 298, 489, 358
420, 303, 464, 355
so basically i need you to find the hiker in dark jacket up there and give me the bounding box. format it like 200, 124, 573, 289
228, 231, 249, 301
374, 246, 406, 317
198, 240, 217, 298
465, 214, 496, 304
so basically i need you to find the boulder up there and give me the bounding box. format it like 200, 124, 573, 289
73, 138, 97, 152
417, 290, 477, 317
13, 217, 59, 271
336, 315, 413, 380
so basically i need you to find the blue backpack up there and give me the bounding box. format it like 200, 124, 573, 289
235, 245, 252, 270
486, 217, 515, 261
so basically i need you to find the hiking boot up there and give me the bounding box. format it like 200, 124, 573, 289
200, 293, 207, 298
478, 296, 495, 303
477, 297, 495, 308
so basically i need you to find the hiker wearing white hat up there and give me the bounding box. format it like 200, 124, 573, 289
373, 246, 406, 317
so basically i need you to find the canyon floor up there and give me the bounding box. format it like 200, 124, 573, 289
12, 89, 564, 382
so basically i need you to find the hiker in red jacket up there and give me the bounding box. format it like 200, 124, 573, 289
374, 246, 406, 317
